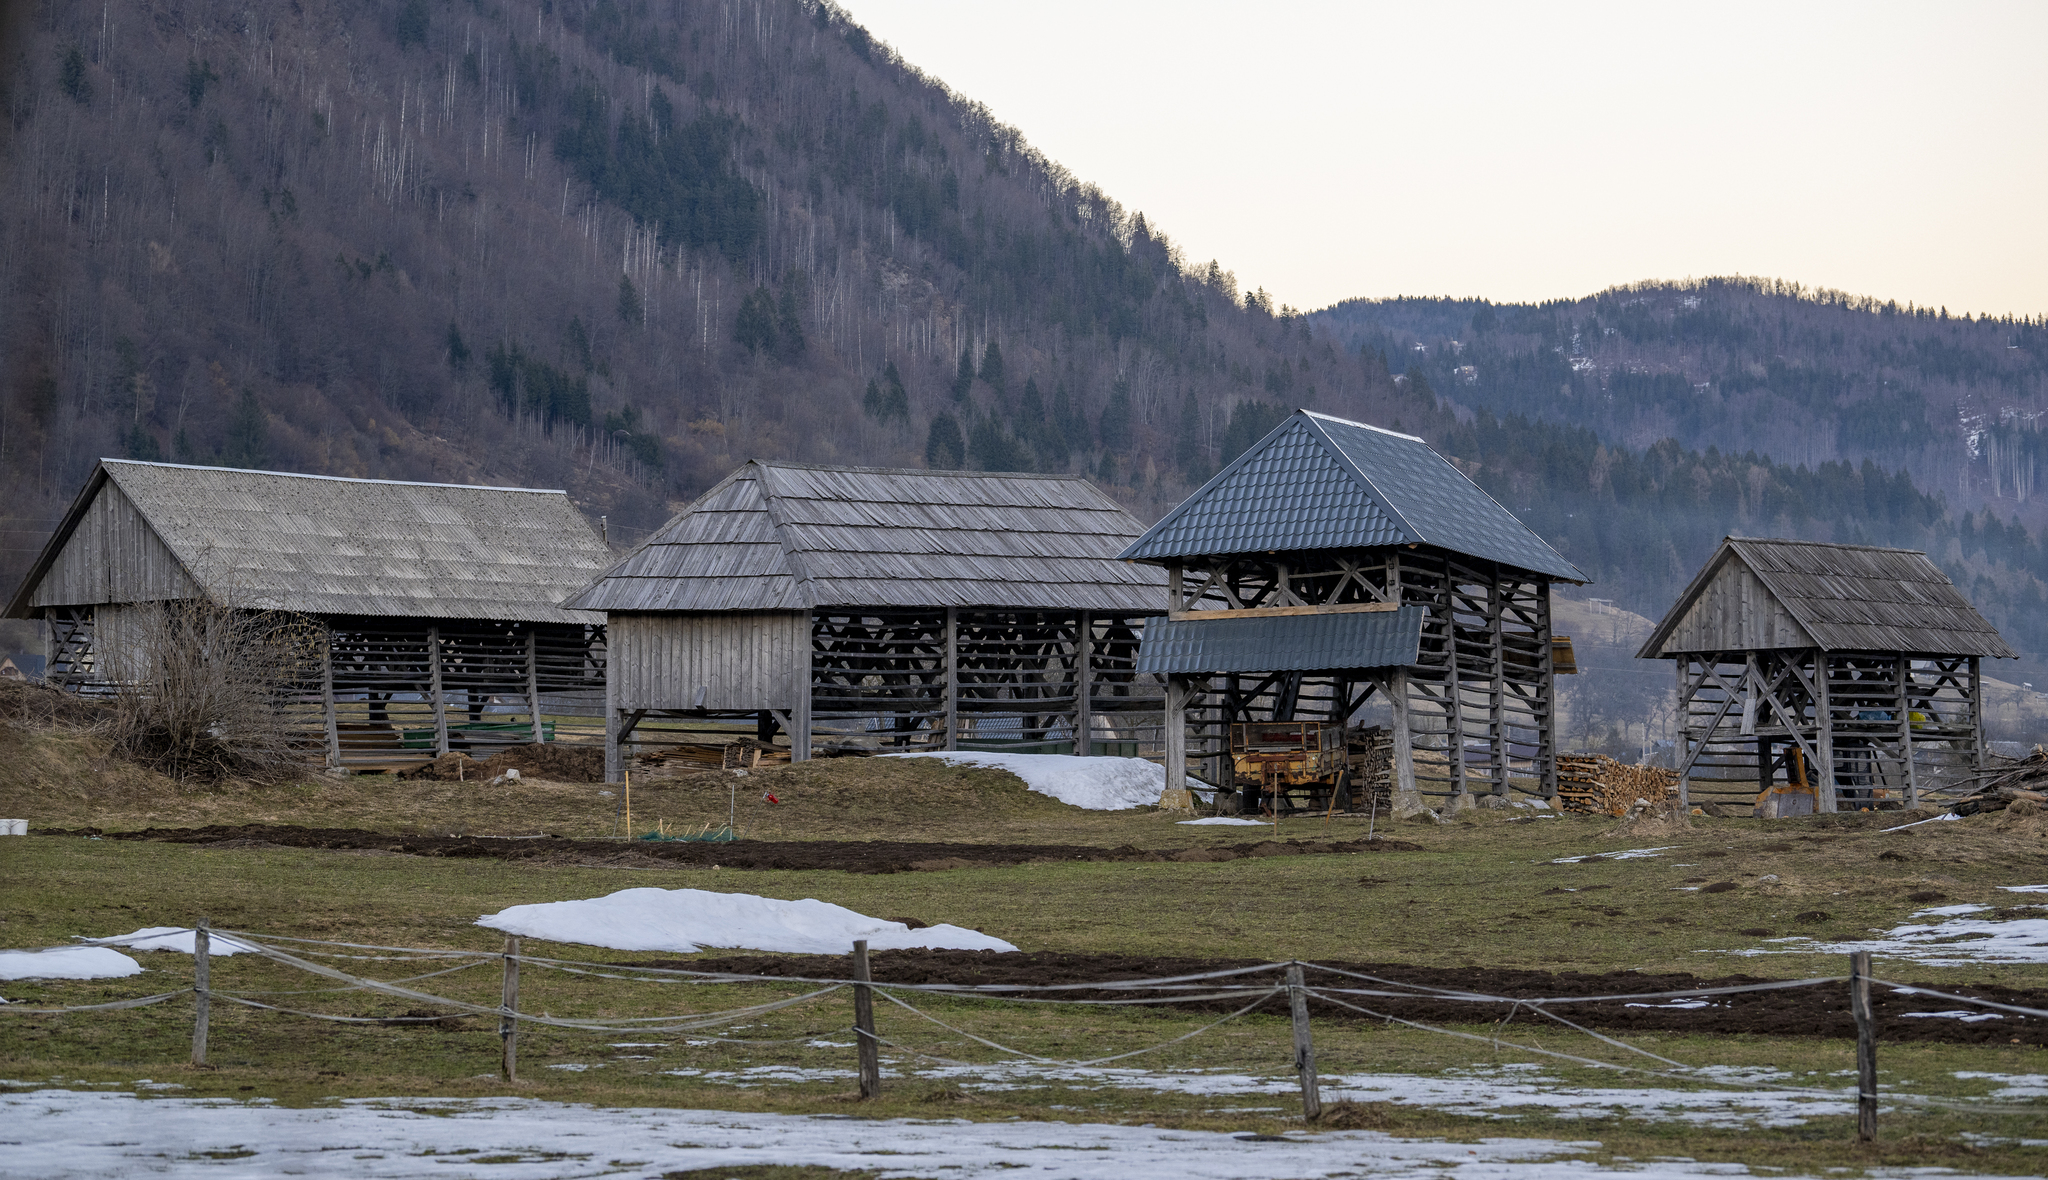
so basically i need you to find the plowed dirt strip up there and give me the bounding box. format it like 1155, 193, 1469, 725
664, 949, 2048, 1047
53, 823, 1419, 873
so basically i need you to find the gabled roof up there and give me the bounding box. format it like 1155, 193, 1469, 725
5, 460, 609, 624
566, 461, 1166, 614
1119, 410, 1585, 581
1636, 536, 2016, 659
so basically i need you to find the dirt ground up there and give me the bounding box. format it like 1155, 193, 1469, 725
56, 823, 1420, 872
670, 948, 2048, 1047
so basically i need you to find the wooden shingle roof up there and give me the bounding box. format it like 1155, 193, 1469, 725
5, 460, 610, 624
567, 461, 1166, 613
1636, 536, 2015, 659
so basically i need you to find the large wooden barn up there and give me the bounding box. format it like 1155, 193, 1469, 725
1122, 410, 1586, 808
564, 461, 1166, 778
1636, 537, 2014, 814
4, 460, 613, 769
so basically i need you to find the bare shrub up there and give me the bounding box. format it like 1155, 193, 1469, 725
110, 599, 326, 782
0, 677, 111, 729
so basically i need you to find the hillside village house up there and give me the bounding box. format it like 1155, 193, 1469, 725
5, 460, 613, 770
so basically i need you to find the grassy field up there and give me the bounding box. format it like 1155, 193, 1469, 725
4, 751, 2048, 1174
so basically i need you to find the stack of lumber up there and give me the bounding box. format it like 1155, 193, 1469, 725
635, 740, 793, 771
1557, 753, 1679, 816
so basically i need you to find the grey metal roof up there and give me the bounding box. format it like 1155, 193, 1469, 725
567, 461, 1167, 613
5, 460, 610, 624
1120, 410, 1585, 581
1134, 606, 1425, 675
1637, 536, 2016, 659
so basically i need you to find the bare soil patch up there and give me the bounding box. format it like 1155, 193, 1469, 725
57, 823, 1420, 873
667, 948, 2048, 1047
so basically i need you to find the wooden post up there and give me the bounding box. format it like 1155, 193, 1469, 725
792, 635, 813, 763
1968, 655, 1984, 778
1673, 659, 1689, 810
1390, 667, 1420, 811
526, 629, 544, 744
1164, 676, 1188, 797
190, 918, 210, 1066
604, 643, 622, 785
852, 939, 880, 1099
943, 607, 959, 752
320, 626, 341, 770
428, 625, 449, 756
1286, 963, 1320, 1121
1850, 950, 1876, 1141
1074, 611, 1093, 756
500, 936, 521, 1083
1816, 651, 1834, 811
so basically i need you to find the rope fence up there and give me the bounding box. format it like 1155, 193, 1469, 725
7, 922, 2045, 1139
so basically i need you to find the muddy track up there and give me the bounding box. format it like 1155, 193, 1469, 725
55, 824, 1419, 873
664, 949, 2047, 1047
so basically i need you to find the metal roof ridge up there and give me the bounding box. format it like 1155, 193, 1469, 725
1299, 412, 1423, 545
99, 458, 568, 495
1300, 409, 1427, 443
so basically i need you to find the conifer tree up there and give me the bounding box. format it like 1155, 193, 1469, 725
1098, 376, 1133, 451
952, 346, 976, 401
1173, 390, 1204, 479
222, 390, 268, 469
925, 413, 965, 468
618, 275, 644, 326
775, 287, 805, 359
979, 340, 1005, 392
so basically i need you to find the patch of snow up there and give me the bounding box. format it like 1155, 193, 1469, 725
0, 947, 142, 982
85, 927, 258, 956
1900, 1010, 2002, 1023
3, 1089, 1835, 1180
2001, 885, 2048, 893
1721, 909, 2048, 966
1626, 1000, 1712, 1010
1550, 847, 1675, 864
1881, 813, 1959, 832
476, 887, 1018, 955
881, 751, 1193, 810
1176, 817, 1269, 827
1954, 1072, 2048, 1099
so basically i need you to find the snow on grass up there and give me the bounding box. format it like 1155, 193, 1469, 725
1549, 847, 1675, 864
84, 927, 258, 956
0, 947, 141, 982
880, 751, 1192, 809
1177, 817, 1269, 826
1722, 904, 2048, 966
1, 1088, 1934, 1180
1954, 1072, 2048, 1098
475, 886, 1018, 955
2001, 884, 2048, 893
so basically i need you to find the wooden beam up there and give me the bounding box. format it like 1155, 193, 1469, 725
321, 624, 341, 770
526, 629, 544, 744
429, 625, 448, 757
1074, 611, 1092, 756
1166, 601, 1399, 622
943, 606, 959, 752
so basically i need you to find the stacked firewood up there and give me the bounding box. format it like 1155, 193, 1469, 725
1345, 726, 1394, 814
1557, 753, 1680, 816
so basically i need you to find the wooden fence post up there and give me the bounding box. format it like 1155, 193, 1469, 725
1850, 950, 1876, 1141
500, 936, 521, 1083
852, 939, 880, 1099
190, 918, 210, 1067
1286, 962, 1320, 1121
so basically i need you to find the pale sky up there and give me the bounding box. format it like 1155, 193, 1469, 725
844, 2, 2048, 319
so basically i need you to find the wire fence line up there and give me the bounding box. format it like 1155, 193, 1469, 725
5, 924, 2043, 1137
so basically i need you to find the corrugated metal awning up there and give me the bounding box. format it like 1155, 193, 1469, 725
1134, 606, 1425, 675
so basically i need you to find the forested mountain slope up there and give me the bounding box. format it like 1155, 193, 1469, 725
2, 0, 2045, 701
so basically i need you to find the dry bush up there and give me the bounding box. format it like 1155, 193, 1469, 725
110, 599, 326, 783
0, 677, 110, 729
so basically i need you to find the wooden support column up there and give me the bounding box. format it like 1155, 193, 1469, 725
1816, 651, 1834, 811
1486, 577, 1508, 796
792, 633, 813, 762
1969, 655, 1984, 777
1536, 582, 1558, 799
1164, 676, 1189, 795
1896, 657, 1919, 809
1390, 667, 1421, 811
1674, 659, 1689, 809
428, 625, 448, 756
526, 629, 544, 744
320, 624, 341, 770
604, 640, 622, 783
1074, 611, 1092, 756
943, 606, 959, 752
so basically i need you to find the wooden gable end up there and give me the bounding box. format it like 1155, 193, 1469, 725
1657, 555, 1813, 655
29, 480, 198, 608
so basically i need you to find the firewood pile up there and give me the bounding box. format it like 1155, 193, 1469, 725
1346, 726, 1394, 813
1950, 746, 2048, 816
635, 739, 793, 771
1557, 752, 1679, 816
